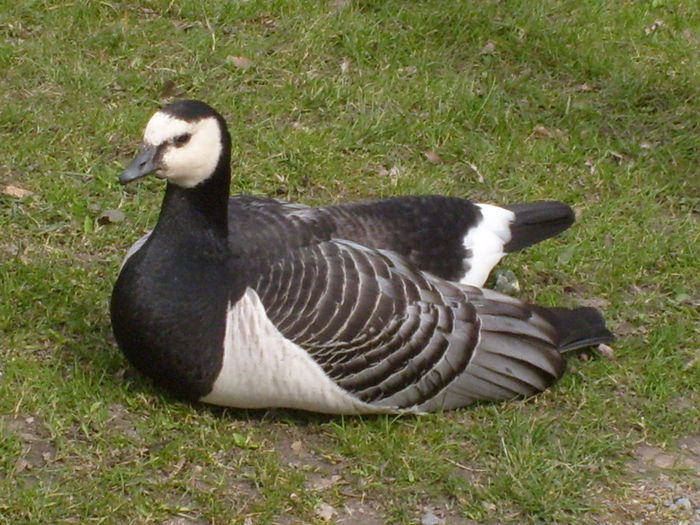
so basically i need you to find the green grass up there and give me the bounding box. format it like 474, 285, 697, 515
1, 0, 698, 523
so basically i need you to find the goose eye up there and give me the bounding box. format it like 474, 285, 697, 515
173, 133, 191, 147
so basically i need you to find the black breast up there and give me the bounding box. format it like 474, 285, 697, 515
110, 232, 239, 400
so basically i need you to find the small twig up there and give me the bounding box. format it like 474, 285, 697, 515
445, 458, 486, 472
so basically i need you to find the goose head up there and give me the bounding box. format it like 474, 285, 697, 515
120, 100, 230, 189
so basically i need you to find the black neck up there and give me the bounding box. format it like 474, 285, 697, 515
153, 125, 232, 249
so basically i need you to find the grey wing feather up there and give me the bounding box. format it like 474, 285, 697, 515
414, 286, 566, 412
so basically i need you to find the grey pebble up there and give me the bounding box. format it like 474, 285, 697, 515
493, 269, 520, 294
421, 511, 445, 525
670, 497, 692, 511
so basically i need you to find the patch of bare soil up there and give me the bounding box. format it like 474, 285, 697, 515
3, 414, 57, 479
160, 518, 209, 525
266, 422, 388, 523
592, 433, 700, 524
262, 420, 482, 524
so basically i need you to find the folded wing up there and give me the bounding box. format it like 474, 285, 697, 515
253, 239, 579, 412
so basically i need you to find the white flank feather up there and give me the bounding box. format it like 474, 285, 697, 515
200, 288, 385, 414
119, 232, 151, 271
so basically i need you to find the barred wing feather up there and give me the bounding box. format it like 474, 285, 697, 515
254, 239, 567, 411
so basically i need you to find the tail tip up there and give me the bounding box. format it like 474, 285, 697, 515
537, 305, 615, 352
503, 201, 576, 252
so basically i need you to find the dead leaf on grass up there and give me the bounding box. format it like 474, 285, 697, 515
527, 125, 568, 141
482, 501, 497, 512
315, 502, 337, 521
421, 509, 446, 525
227, 55, 253, 70
330, 0, 352, 11
644, 20, 664, 36
424, 150, 444, 164
98, 209, 125, 225
172, 20, 198, 32
466, 161, 485, 183
340, 57, 350, 74
579, 296, 610, 310
377, 165, 403, 186
479, 40, 496, 55
2, 184, 33, 199
684, 349, 700, 370
290, 440, 303, 455
531, 125, 555, 139
14, 458, 29, 473
291, 121, 310, 132
682, 28, 698, 44
161, 79, 185, 98
609, 150, 633, 165
309, 474, 343, 491
597, 343, 616, 360
584, 158, 597, 175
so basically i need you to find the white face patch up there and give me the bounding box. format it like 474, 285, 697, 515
143, 111, 222, 189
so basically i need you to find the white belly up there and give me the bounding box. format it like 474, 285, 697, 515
200, 288, 386, 414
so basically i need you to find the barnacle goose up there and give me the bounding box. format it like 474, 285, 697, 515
110, 100, 614, 414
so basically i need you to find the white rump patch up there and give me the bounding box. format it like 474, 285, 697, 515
143, 112, 222, 189
460, 204, 515, 287
200, 288, 384, 414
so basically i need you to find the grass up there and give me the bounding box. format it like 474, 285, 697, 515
1, 0, 698, 523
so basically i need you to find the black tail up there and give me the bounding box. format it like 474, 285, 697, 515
503, 201, 575, 253
535, 306, 615, 353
